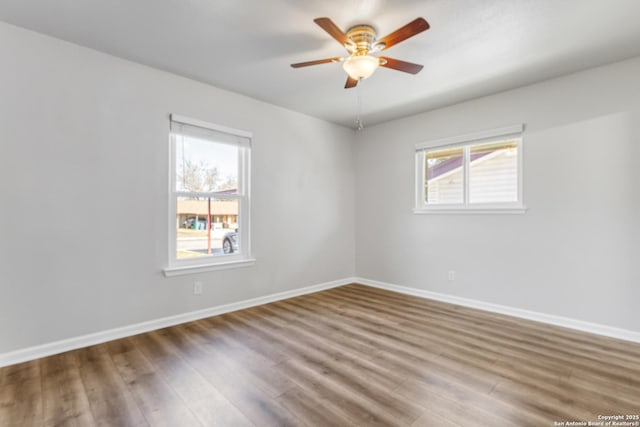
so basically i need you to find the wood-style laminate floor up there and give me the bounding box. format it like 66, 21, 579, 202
2, 284, 640, 427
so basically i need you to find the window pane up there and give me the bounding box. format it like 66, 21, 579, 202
176, 197, 240, 259
425, 147, 464, 204
175, 135, 239, 194
469, 140, 518, 203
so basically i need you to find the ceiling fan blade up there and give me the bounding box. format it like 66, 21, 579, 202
379, 57, 424, 74
377, 18, 430, 51
314, 17, 349, 46
291, 57, 342, 68
345, 76, 358, 89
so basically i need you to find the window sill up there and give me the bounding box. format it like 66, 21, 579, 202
413, 205, 527, 215
163, 258, 256, 277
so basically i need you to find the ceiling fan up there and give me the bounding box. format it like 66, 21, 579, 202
291, 17, 430, 89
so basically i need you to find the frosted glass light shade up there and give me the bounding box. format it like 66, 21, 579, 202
343, 55, 379, 80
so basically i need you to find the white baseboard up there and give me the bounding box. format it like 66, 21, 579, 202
355, 277, 640, 344
3, 276, 638, 368
0, 277, 355, 368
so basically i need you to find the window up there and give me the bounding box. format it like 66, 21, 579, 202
164, 114, 253, 276
415, 125, 525, 213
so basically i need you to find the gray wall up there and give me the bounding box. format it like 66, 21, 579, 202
0, 22, 355, 354
354, 56, 640, 332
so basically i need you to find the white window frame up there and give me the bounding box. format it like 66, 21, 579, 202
414, 124, 527, 214
163, 114, 254, 277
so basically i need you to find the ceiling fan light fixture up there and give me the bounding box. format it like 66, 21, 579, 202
343, 54, 379, 80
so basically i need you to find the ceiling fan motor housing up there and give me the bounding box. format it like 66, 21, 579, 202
345, 25, 379, 54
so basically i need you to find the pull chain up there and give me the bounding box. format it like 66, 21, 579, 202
355, 80, 364, 131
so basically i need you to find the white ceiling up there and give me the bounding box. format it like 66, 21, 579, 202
2, 0, 640, 128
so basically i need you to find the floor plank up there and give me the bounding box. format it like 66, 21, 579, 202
41, 352, 95, 427
106, 339, 203, 427
130, 331, 253, 427
76, 345, 149, 427
0, 361, 43, 427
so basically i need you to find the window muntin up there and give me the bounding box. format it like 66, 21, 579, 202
168, 115, 251, 270
415, 125, 524, 213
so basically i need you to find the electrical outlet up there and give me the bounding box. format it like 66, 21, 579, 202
448, 270, 456, 282
193, 281, 203, 295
